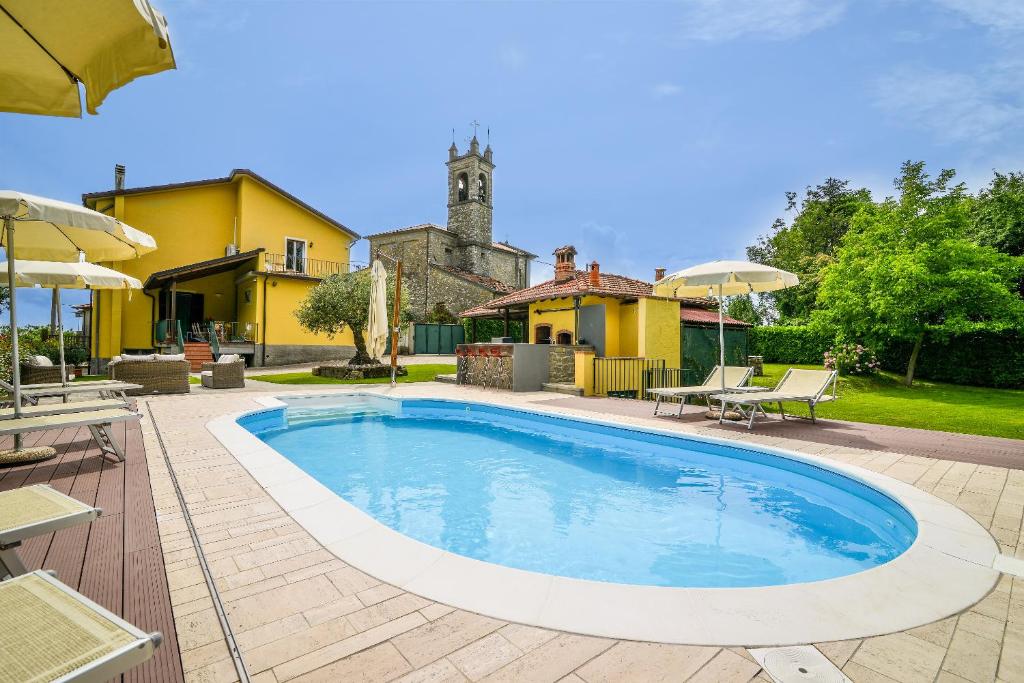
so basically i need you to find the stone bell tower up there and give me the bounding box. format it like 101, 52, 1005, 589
447, 135, 494, 262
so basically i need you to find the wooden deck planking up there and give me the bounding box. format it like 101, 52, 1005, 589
0, 417, 185, 683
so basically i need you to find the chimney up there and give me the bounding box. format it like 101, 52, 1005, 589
114, 164, 125, 190
552, 245, 577, 283
589, 261, 600, 288
655, 267, 666, 281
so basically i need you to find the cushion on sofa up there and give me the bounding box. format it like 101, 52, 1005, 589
157, 353, 186, 361
124, 354, 156, 361
217, 354, 240, 364
29, 355, 53, 366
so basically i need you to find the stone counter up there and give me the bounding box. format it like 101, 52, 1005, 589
455, 343, 551, 391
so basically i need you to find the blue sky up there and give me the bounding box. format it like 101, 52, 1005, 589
3, 0, 1023, 325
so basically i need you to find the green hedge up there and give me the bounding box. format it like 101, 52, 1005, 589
748, 326, 835, 365
877, 330, 1024, 388
750, 325, 1024, 388
460, 318, 524, 343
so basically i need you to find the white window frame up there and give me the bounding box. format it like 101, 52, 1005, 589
284, 237, 307, 274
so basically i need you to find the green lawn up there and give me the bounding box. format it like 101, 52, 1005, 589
748, 363, 1023, 439
252, 364, 456, 386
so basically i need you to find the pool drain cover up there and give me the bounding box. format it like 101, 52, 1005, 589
748, 646, 850, 683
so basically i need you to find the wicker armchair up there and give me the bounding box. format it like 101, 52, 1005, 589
20, 363, 64, 385
200, 359, 245, 389
109, 358, 190, 395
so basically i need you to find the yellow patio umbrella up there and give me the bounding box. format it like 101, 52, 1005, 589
655, 260, 799, 399
0, 192, 156, 462
0, 0, 175, 117
0, 260, 142, 386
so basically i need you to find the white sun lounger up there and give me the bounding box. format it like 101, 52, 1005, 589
0, 485, 102, 579
0, 379, 141, 407
0, 570, 161, 682
715, 368, 839, 430
647, 366, 755, 417
0, 398, 131, 421
0, 409, 140, 463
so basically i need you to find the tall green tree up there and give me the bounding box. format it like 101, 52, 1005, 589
970, 171, 1024, 257
815, 162, 1024, 386
747, 178, 872, 323
725, 294, 763, 326
295, 270, 409, 365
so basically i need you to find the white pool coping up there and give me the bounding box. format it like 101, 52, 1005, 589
206, 389, 1000, 646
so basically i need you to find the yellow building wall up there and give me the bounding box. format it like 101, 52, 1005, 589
638, 298, 681, 368
618, 302, 638, 356
528, 295, 623, 353
237, 177, 354, 267
263, 277, 355, 347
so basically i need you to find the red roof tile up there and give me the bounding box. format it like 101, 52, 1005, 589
433, 264, 517, 294
680, 306, 751, 327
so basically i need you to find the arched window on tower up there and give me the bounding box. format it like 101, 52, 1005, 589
477, 174, 487, 202
457, 173, 469, 202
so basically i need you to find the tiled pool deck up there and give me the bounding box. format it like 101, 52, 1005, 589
139, 384, 1024, 683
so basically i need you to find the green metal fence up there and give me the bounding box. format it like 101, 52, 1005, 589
681, 324, 748, 384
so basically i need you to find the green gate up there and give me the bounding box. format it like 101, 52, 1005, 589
681, 324, 749, 382
413, 323, 465, 354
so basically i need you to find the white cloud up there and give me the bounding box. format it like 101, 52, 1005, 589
872, 64, 1024, 144
931, 0, 1024, 31
652, 82, 682, 98
678, 0, 847, 42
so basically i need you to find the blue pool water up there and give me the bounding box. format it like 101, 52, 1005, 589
240, 396, 917, 588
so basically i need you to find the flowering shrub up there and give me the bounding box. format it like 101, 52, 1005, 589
0, 328, 26, 381
824, 342, 879, 376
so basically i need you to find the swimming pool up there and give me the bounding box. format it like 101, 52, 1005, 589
239, 395, 917, 589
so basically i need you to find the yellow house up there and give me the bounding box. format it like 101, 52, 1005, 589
83, 168, 360, 369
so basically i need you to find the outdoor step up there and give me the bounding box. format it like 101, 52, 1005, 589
183, 342, 214, 371
542, 382, 583, 396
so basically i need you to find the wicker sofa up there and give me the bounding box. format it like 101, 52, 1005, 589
108, 354, 190, 395
20, 356, 65, 385
200, 355, 245, 389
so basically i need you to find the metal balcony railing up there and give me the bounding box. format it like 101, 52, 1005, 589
155, 320, 258, 353
264, 253, 348, 279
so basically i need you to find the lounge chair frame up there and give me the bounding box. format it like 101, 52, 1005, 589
0, 379, 141, 407
647, 366, 755, 417
0, 409, 139, 463
715, 368, 838, 430
0, 484, 101, 578
0, 570, 161, 683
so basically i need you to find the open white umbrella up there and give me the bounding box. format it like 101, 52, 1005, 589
0, 0, 175, 117
0, 260, 142, 386
655, 260, 799, 399
367, 259, 389, 361
0, 192, 156, 462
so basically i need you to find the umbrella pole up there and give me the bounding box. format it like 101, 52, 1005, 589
0, 216, 55, 464
56, 286, 67, 387
719, 284, 726, 395
390, 260, 402, 386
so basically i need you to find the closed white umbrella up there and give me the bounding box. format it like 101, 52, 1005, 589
0, 193, 156, 462
367, 259, 389, 361
0, 260, 142, 386
655, 260, 799, 399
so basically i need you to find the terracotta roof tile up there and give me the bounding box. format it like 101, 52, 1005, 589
680, 306, 752, 327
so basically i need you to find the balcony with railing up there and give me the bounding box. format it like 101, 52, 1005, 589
264, 253, 349, 279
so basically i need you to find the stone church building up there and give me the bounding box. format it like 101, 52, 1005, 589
366, 136, 535, 321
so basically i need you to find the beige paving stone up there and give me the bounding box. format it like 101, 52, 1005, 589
302, 594, 366, 626
177, 607, 226, 651
235, 614, 311, 651
842, 661, 901, 683
245, 616, 358, 674
448, 632, 523, 681
174, 595, 216, 618
257, 549, 338, 580
814, 640, 860, 668
395, 658, 468, 683
999, 620, 1024, 681
348, 592, 434, 632
497, 623, 559, 653
249, 671, 278, 683
558, 676, 586, 683
480, 634, 614, 683
941, 628, 1001, 682
225, 574, 341, 631
282, 558, 347, 584
956, 610, 1005, 643
326, 565, 381, 595
232, 538, 323, 572
218, 575, 287, 604
289, 641, 412, 683
907, 617, 957, 648
357, 582, 404, 606
273, 612, 427, 681
576, 641, 718, 682
971, 587, 1010, 621
936, 671, 974, 682
393, 610, 507, 669
420, 603, 458, 622
851, 633, 945, 683
217, 567, 265, 592
181, 639, 233, 673
184, 656, 239, 683
686, 649, 759, 683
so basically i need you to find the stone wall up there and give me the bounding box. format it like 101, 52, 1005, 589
427, 268, 494, 320
457, 354, 513, 390
260, 343, 355, 366
548, 344, 594, 384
